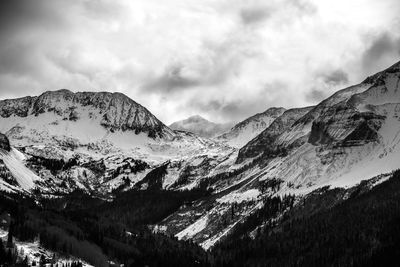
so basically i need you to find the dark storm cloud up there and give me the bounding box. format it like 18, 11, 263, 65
305, 69, 349, 103
0, 0, 66, 35
193, 97, 275, 121
187, 82, 288, 121
0, 0, 72, 98
319, 69, 349, 85
240, 8, 272, 25
142, 64, 201, 93
0, 0, 125, 100
305, 87, 328, 103
362, 33, 400, 73
239, 0, 316, 26
0, 42, 38, 76
189, 98, 245, 121
142, 37, 244, 95
0, 0, 398, 124
363, 34, 400, 63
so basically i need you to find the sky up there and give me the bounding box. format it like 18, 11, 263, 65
0, 0, 399, 124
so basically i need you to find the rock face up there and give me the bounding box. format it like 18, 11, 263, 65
218, 107, 286, 148
0, 133, 10, 151
0, 89, 173, 139
237, 106, 314, 162
169, 115, 233, 138
238, 61, 400, 166
158, 61, 400, 249
308, 106, 384, 147
1, 61, 400, 252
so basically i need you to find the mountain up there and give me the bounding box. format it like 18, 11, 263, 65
217, 107, 286, 148
0, 133, 10, 151
0, 89, 174, 141
157, 60, 400, 249
0, 89, 235, 194
0, 61, 400, 265
235, 106, 314, 162
169, 115, 233, 138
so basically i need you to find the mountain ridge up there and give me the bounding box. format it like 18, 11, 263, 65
169, 115, 233, 138
217, 107, 286, 147
0, 60, 399, 255
0, 89, 174, 139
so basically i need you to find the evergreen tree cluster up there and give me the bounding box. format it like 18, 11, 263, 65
210, 170, 400, 267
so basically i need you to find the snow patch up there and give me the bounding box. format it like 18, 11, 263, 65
217, 189, 260, 203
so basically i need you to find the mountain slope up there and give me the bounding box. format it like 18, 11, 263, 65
169, 115, 233, 138
1, 61, 400, 254
218, 107, 286, 148
0, 90, 236, 195
158, 60, 400, 249
211, 170, 400, 267
236, 106, 314, 163
0, 89, 174, 141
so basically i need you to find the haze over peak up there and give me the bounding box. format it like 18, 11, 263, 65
169, 115, 234, 138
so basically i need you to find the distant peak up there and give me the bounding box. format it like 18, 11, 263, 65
362, 59, 400, 84
45, 89, 73, 95
0, 89, 172, 139
187, 115, 208, 122
263, 107, 286, 114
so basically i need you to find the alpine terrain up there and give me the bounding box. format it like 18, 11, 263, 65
1, 60, 400, 266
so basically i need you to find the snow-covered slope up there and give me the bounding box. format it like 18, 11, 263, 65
169, 115, 233, 138
0, 90, 235, 194
0, 133, 41, 192
0, 228, 94, 266
2, 61, 400, 251
0, 148, 41, 191
234, 61, 400, 193
158, 60, 400, 249
236, 106, 314, 163
217, 107, 286, 148
0, 89, 173, 139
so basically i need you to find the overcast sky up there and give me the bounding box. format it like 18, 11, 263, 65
0, 0, 399, 124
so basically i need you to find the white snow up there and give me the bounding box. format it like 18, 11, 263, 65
217, 189, 260, 203
0, 229, 93, 267
175, 214, 209, 240
0, 148, 40, 190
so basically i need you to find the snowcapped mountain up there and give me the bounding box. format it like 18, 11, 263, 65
0, 89, 174, 141
1, 61, 400, 253
169, 115, 233, 138
0, 133, 10, 151
217, 107, 286, 148
156, 61, 400, 249
0, 90, 235, 194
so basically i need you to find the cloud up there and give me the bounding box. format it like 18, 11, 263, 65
186, 81, 291, 122
305, 87, 328, 103
320, 69, 349, 85
240, 8, 272, 25
0, 0, 399, 124
0, 0, 68, 36
238, 0, 316, 26
143, 63, 201, 93
361, 33, 400, 74
305, 68, 349, 102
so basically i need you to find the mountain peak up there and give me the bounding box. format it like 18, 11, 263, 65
217, 106, 286, 147
362, 59, 400, 85
169, 115, 232, 138
185, 115, 209, 123
0, 89, 173, 139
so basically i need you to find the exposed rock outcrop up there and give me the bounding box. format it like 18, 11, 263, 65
0, 133, 11, 151
0, 89, 174, 139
